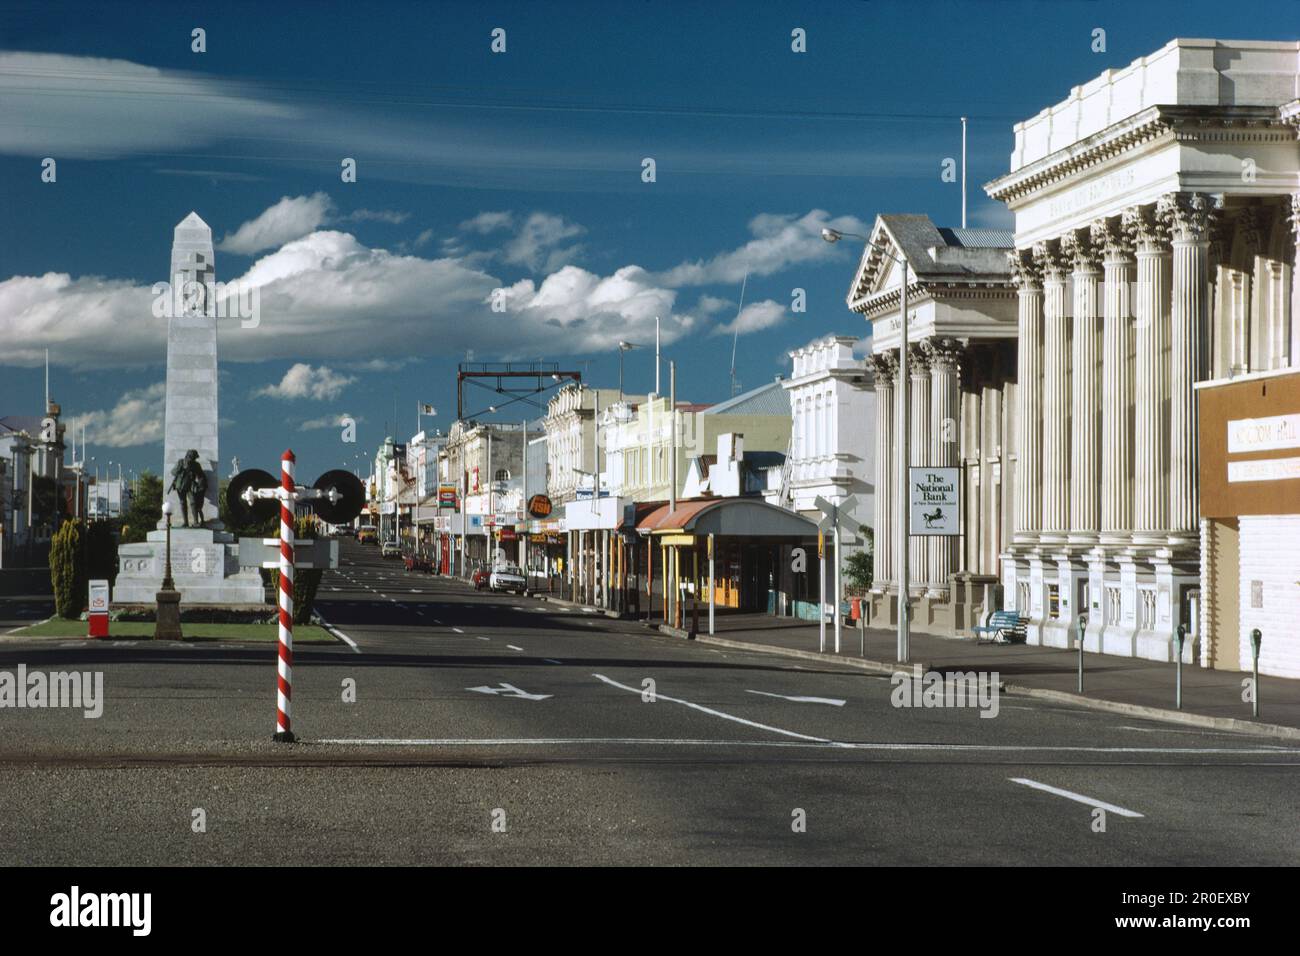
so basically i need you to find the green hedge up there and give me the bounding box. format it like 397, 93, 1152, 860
50, 519, 120, 618
269, 516, 324, 625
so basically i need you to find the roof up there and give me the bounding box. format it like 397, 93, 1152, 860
701, 380, 791, 417
638, 497, 818, 538
937, 228, 1015, 248
847, 213, 1014, 307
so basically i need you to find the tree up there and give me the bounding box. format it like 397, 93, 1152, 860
50, 519, 86, 618
844, 526, 874, 591
118, 471, 162, 544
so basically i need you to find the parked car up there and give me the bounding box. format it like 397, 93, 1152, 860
471, 565, 492, 590
381, 542, 401, 559
490, 565, 527, 594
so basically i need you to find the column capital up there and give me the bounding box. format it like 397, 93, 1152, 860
1089, 217, 1133, 264
1122, 204, 1169, 255
1007, 248, 1042, 291
868, 351, 899, 384
921, 337, 963, 373
1031, 239, 1068, 280
907, 343, 930, 373
1288, 193, 1300, 244
1156, 192, 1215, 245
1061, 229, 1101, 272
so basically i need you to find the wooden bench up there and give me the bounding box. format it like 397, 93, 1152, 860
972, 610, 1026, 644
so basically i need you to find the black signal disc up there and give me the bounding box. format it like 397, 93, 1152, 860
312, 469, 365, 524
226, 469, 279, 526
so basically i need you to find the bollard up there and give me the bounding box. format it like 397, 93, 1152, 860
1175, 624, 1186, 710
1076, 613, 1087, 693
1250, 628, 1262, 719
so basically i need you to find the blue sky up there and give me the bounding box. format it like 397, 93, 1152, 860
2, 0, 1296, 483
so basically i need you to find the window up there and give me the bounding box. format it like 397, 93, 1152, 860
494, 469, 510, 483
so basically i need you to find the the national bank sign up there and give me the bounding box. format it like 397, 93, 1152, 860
908, 467, 960, 536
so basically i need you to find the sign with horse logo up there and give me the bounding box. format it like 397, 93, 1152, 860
908, 467, 959, 536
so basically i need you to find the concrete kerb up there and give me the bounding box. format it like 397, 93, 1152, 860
999, 682, 1300, 742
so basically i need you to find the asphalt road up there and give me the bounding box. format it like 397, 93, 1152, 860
0, 540, 1296, 865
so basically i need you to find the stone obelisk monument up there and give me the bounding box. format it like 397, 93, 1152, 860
114, 213, 264, 606
161, 212, 221, 526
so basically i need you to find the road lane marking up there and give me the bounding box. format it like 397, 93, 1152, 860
746, 689, 846, 706
467, 683, 551, 701
1009, 778, 1144, 818
314, 615, 361, 654
452, 627, 464, 633
507, 644, 524, 651
592, 673, 838, 745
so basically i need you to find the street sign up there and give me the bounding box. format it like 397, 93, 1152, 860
814, 494, 858, 532
238, 538, 340, 569
908, 467, 960, 535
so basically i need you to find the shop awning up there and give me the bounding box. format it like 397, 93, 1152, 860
637, 497, 819, 538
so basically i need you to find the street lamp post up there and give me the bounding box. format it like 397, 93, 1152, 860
155, 500, 183, 640
824, 227, 911, 662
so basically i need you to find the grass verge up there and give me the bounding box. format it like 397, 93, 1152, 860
5, 620, 337, 643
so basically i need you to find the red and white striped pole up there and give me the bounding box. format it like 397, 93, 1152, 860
274, 449, 296, 743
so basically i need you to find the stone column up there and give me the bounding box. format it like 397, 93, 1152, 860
925, 339, 961, 594
1008, 250, 1043, 542
1092, 218, 1135, 540
868, 352, 897, 588
1290, 195, 1300, 368
1123, 205, 1170, 539
908, 344, 931, 591
1159, 192, 1212, 541
1035, 240, 1071, 539
1062, 229, 1101, 541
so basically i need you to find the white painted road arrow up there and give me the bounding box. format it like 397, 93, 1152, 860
746, 689, 846, 707
467, 683, 552, 701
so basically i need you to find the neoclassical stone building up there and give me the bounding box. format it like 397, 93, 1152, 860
984, 38, 1300, 661
846, 215, 1018, 635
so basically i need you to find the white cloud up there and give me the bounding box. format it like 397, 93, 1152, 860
3, 208, 856, 370
459, 212, 514, 234
502, 212, 586, 273
65, 382, 165, 448
255, 363, 356, 401
656, 209, 869, 287
712, 300, 787, 337
218, 193, 334, 255
343, 209, 409, 225
300, 412, 361, 431
0, 52, 295, 159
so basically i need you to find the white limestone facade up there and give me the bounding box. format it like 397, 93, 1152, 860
984, 38, 1300, 662
781, 335, 875, 551
846, 215, 1019, 636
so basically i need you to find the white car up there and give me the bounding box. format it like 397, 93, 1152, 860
489, 566, 527, 593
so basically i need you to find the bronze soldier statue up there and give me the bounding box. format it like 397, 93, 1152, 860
169, 449, 209, 527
